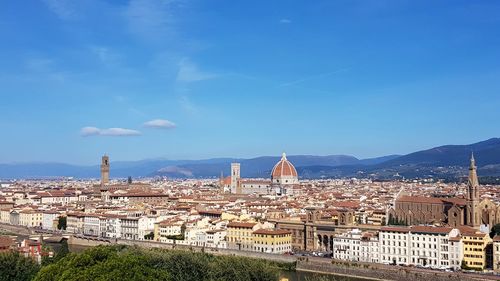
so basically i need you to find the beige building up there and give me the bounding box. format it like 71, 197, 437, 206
19, 210, 42, 228
493, 235, 500, 273
0, 209, 11, 224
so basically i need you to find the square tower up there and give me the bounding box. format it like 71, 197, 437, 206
101, 155, 110, 185
230, 163, 241, 194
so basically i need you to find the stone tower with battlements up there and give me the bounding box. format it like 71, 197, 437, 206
101, 155, 110, 185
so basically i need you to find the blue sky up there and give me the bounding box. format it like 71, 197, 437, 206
1, 0, 500, 165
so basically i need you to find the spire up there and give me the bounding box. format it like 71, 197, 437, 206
468, 152, 479, 193
470, 151, 475, 169
282, 152, 287, 160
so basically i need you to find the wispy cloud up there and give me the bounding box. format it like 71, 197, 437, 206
280, 18, 292, 24
177, 58, 217, 82
143, 119, 177, 129
80, 127, 141, 137
43, 0, 77, 20
278, 68, 351, 88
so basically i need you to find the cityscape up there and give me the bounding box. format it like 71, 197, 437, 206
2, 1, 500, 281
1, 152, 500, 280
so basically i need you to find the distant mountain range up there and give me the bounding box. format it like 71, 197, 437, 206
1, 138, 500, 181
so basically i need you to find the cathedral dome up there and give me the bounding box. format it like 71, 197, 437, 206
271, 153, 298, 183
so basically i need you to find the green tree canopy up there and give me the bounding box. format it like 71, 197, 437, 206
0, 251, 40, 281
57, 217, 67, 230
490, 223, 500, 238
33, 245, 291, 281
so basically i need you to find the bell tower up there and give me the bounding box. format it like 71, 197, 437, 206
230, 163, 241, 194
101, 155, 110, 185
466, 153, 480, 227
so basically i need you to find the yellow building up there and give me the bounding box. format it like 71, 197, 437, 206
19, 210, 42, 228
462, 231, 492, 270
0, 209, 10, 224
221, 212, 250, 221
367, 210, 386, 226
252, 229, 292, 254
226, 221, 258, 251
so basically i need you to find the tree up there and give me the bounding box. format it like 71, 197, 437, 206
55, 239, 69, 261
144, 232, 154, 240
0, 251, 40, 281
490, 223, 500, 238
32, 245, 289, 281
127, 176, 132, 184
57, 216, 66, 230
461, 260, 472, 271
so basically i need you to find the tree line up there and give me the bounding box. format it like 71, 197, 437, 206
0, 244, 296, 281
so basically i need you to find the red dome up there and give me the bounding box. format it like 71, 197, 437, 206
271, 153, 298, 178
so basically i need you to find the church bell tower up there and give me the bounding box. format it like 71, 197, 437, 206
466, 153, 480, 227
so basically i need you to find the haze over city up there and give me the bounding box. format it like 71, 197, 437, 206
1, 1, 500, 164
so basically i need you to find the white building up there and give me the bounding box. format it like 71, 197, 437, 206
409, 226, 459, 269
41, 211, 59, 230
138, 216, 157, 240
449, 235, 463, 270
157, 219, 184, 243
100, 215, 123, 239
332, 229, 380, 263
83, 215, 101, 237
121, 217, 139, 240
205, 229, 227, 249
380, 226, 410, 265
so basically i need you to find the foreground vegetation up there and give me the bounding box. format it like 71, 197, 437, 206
0, 245, 296, 281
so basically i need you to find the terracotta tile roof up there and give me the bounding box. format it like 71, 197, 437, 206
380, 226, 410, 233
397, 195, 465, 206
0, 236, 15, 248
253, 229, 291, 235
271, 154, 298, 178
227, 222, 257, 228
410, 226, 453, 235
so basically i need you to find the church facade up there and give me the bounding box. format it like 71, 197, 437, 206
388, 154, 500, 228
219, 153, 299, 196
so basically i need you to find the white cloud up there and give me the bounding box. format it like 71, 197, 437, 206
143, 119, 176, 129
43, 0, 77, 20
80, 127, 141, 137
280, 19, 292, 24
177, 58, 217, 82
